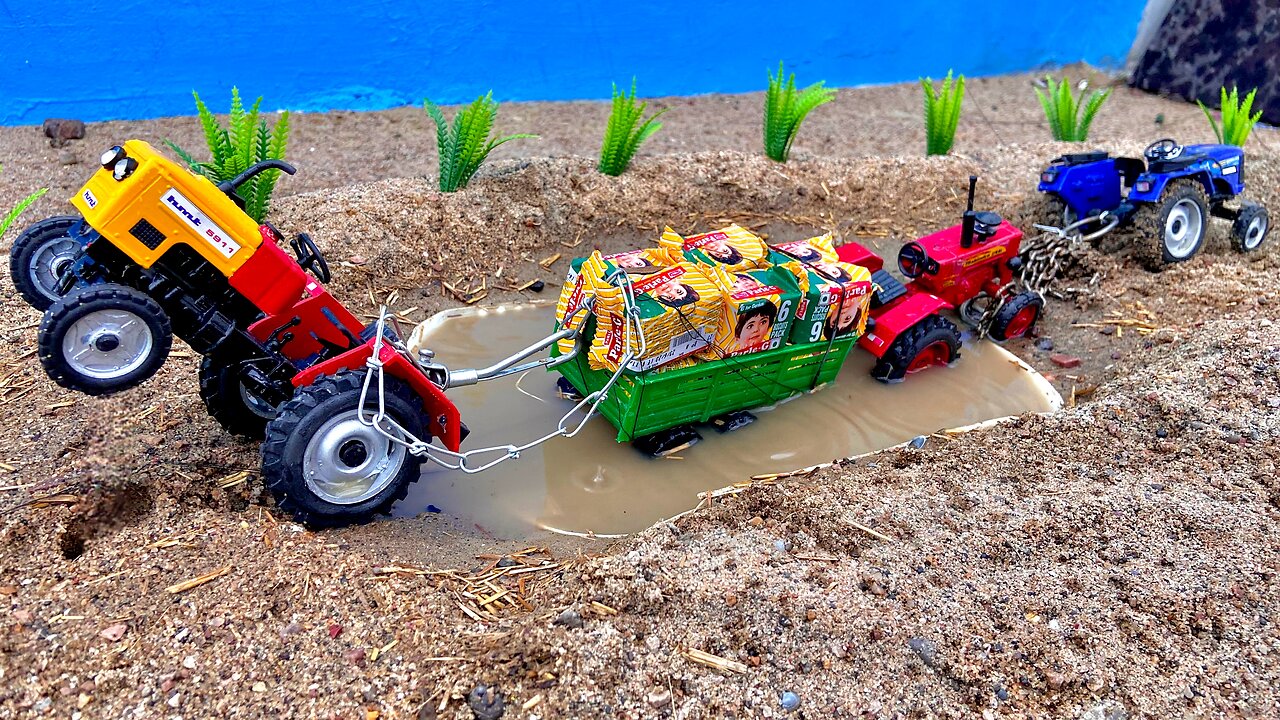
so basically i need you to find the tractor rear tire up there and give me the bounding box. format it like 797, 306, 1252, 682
1133, 180, 1208, 269
261, 370, 425, 528
871, 315, 962, 383
199, 357, 279, 439
39, 284, 171, 395
9, 215, 82, 311
988, 292, 1043, 342
1230, 204, 1269, 253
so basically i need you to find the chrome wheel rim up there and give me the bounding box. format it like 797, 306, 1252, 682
302, 410, 405, 505
62, 308, 154, 380
1163, 199, 1203, 259
240, 383, 278, 419
29, 237, 79, 301
1244, 214, 1268, 250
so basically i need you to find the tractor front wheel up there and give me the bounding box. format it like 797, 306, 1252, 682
38, 284, 171, 395
871, 315, 962, 383
199, 357, 280, 439
261, 370, 425, 528
9, 215, 82, 311
1133, 180, 1208, 268
988, 291, 1043, 342
1230, 204, 1269, 253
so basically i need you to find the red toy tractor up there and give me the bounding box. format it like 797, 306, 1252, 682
837, 176, 1043, 381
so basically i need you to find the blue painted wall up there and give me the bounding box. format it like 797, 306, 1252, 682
0, 1, 1146, 126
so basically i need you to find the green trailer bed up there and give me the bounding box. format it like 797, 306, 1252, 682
552, 333, 857, 442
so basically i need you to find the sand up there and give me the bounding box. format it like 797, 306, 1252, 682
0, 68, 1277, 719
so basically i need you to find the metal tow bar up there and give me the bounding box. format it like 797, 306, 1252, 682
355, 270, 647, 474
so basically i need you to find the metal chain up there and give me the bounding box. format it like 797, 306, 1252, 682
1020, 212, 1118, 299
355, 270, 646, 474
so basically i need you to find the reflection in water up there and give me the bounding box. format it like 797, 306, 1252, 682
397, 303, 1059, 538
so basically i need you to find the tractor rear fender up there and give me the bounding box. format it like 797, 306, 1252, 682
292, 341, 463, 452
1128, 170, 1214, 205
859, 291, 952, 359
1038, 158, 1123, 217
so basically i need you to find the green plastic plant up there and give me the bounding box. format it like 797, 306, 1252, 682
1034, 76, 1111, 142
921, 70, 965, 156
763, 62, 837, 162
0, 165, 48, 240
425, 92, 535, 192
598, 79, 667, 176
165, 88, 290, 223
1198, 86, 1262, 147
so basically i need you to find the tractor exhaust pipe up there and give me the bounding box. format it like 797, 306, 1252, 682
960, 175, 978, 249
217, 160, 297, 198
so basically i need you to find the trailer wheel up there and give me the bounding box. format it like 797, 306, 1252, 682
39, 284, 171, 395
9, 215, 82, 311
988, 292, 1043, 341
261, 370, 425, 528
1230, 204, 1269, 253
633, 425, 701, 458
199, 357, 279, 439
1133, 180, 1208, 268
871, 315, 961, 383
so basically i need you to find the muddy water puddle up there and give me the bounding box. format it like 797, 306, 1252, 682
395, 302, 1059, 538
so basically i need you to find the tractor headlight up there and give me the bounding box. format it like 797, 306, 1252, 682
100, 145, 126, 169
112, 157, 139, 181
1135, 180, 1152, 193
1040, 170, 1057, 183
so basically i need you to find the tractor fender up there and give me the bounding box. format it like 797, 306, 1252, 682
292, 341, 463, 452
1128, 170, 1213, 205
859, 291, 952, 359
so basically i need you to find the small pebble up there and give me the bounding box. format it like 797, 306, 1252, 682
773, 539, 791, 553
646, 689, 672, 708
58, 150, 79, 165
907, 637, 938, 668
344, 648, 367, 667
908, 435, 926, 449
1155, 428, 1167, 438
1035, 337, 1054, 351
748, 516, 764, 528
780, 691, 800, 711
1050, 353, 1082, 368
553, 608, 583, 630
251, 682, 267, 693
467, 684, 505, 720
529, 280, 545, 293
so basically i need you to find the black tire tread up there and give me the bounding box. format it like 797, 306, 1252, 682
198, 357, 272, 439
38, 284, 171, 396
871, 314, 962, 383
1230, 204, 1269, 253
261, 370, 424, 528
1132, 179, 1208, 269
989, 291, 1044, 342
9, 215, 80, 310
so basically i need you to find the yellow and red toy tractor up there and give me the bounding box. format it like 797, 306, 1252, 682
8, 140, 478, 526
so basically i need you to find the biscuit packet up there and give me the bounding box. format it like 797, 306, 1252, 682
553, 252, 613, 354
770, 234, 873, 343
589, 261, 724, 373
659, 225, 770, 273
698, 262, 803, 357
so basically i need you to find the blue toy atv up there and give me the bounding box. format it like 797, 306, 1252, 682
1034, 138, 1269, 268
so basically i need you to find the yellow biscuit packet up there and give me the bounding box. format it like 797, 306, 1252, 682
770, 235, 873, 344
589, 262, 724, 373
553, 252, 611, 355
697, 262, 804, 357
659, 225, 770, 273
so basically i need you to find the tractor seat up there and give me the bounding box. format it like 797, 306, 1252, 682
869, 268, 908, 309
1053, 150, 1109, 166
1147, 153, 1209, 174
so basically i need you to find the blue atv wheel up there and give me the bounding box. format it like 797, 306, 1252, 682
1133, 180, 1208, 268
1231, 204, 1269, 253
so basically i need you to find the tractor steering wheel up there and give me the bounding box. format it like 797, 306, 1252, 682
1144, 138, 1183, 162
898, 242, 939, 279
290, 232, 331, 284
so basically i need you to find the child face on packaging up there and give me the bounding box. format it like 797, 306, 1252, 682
732, 273, 763, 294
703, 237, 742, 264
791, 244, 822, 262
736, 313, 773, 350
656, 280, 691, 305
814, 261, 851, 282
836, 301, 860, 331
615, 253, 647, 269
